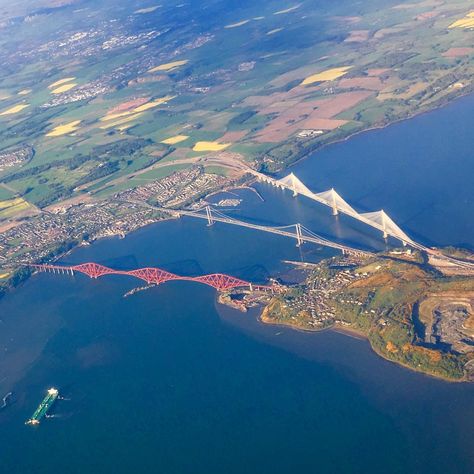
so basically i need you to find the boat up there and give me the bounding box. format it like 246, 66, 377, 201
25, 388, 59, 425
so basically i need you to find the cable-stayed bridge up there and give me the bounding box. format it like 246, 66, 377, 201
250, 170, 418, 248
123, 166, 474, 270
245, 169, 474, 269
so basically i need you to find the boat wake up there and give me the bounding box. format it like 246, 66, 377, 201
1, 392, 12, 409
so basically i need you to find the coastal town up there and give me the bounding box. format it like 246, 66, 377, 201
0, 165, 234, 276
0, 0, 472, 384
1, 0, 474, 472
115, 166, 228, 208
259, 253, 474, 381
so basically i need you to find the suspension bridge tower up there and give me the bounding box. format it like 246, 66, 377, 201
295, 223, 303, 247
205, 205, 214, 226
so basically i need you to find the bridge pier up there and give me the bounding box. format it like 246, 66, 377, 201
295, 223, 303, 247
330, 189, 339, 216
205, 206, 214, 226
381, 210, 388, 240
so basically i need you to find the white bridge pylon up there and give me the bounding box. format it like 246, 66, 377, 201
255, 171, 417, 247
359, 210, 412, 243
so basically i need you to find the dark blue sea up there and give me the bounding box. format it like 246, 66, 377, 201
1, 96, 473, 473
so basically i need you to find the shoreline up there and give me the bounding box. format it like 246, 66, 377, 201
1, 91, 473, 384
277, 89, 474, 174
216, 295, 466, 384
257, 308, 470, 384
2, 90, 474, 294
0, 213, 179, 301
257, 310, 466, 383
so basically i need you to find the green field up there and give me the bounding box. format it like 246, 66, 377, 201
0, 0, 472, 209
262, 254, 474, 381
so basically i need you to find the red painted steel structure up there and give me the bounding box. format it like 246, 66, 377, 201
31, 263, 272, 292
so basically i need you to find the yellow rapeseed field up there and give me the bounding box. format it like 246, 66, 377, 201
100, 110, 134, 122
449, 11, 474, 29
133, 96, 176, 112
48, 77, 76, 89
0, 273, 10, 279
51, 83, 78, 94
148, 61, 188, 73
117, 124, 134, 132
193, 141, 230, 152
0, 104, 29, 116
0, 197, 31, 217
99, 113, 144, 129
301, 66, 352, 85
46, 120, 81, 137
0, 197, 27, 210
99, 97, 175, 127
225, 20, 250, 28
161, 135, 189, 145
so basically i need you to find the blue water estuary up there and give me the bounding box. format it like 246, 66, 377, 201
0, 96, 473, 473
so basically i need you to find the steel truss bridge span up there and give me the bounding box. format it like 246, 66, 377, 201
30, 263, 272, 292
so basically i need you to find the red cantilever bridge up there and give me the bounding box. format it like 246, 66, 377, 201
30, 263, 273, 292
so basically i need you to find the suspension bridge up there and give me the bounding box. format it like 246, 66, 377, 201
247, 170, 474, 269
138, 166, 474, 270
30, 263, 274, 292
85, 151, 473, 271
168, 206, 373, 257
136, 201, 474, 270
134, 165, 420, 254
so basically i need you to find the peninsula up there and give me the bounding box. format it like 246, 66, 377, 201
257, 249, 474, 381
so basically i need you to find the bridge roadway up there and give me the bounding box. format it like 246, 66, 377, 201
138, 202, 373, 257
241, 168, 474, 270
31, 262, 274, 292
182, 161, 472, 269
128, 200, 474, 271
121, 155, 474, 269
248, 170, 421, 246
